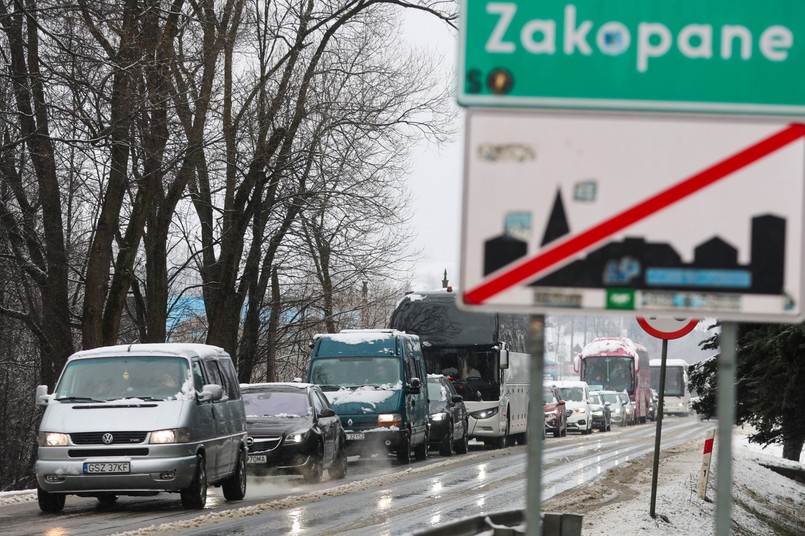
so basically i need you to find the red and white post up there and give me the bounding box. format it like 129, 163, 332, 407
698, 429, 716, 500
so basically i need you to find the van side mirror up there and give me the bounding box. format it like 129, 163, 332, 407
407, 377, 421, 394
35, 385, 50, 406
198, 384, 224, 402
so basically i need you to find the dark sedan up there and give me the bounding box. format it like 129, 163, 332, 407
427, 375, 469, 456
240, 382, 348, 483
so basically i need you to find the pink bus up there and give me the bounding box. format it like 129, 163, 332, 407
574, 337, 651, 424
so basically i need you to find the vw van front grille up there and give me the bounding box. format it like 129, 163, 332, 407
70, 431, 148, 445
68, 448, 149, 458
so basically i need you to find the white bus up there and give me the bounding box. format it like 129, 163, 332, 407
389, 287, 530, 449
650, 358, 691, 416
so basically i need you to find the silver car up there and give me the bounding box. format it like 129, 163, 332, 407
35, 343, 248, 512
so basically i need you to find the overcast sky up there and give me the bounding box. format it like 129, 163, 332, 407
402, 10, 464, 292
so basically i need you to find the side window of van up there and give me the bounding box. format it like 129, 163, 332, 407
218, 358, 240, 400
192, 360, 205, 391
404, 352, 416, 384
203, 359, 228, 400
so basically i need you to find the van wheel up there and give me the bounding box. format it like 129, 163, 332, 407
492, 414, 510, 449
328, 442, 348, 480
37, 486, 65, 513
396, 434, 411, 464
414, 428, 429, 461
439, 420, 455, 456
181, 455, 207, 510
302, 443, 324, 483
222, 448, 247, 500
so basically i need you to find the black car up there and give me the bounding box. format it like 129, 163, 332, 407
589, 392, 611, 432
241, 382, 348, 483
427, 375, 469, 456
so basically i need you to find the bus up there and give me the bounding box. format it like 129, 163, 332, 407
388, 288, 530, 449
574, 337, 651, 424
650, 358, 691, 416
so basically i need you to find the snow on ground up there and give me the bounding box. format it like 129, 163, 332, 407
544, 423, 805, 535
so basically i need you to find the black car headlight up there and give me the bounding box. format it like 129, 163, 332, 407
430, 412, 448, 422
470, 407, 498, 420
285, 430, 310, 444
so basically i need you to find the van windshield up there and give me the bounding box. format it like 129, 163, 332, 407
54, 356, 191, 402
309, 357, 401, 390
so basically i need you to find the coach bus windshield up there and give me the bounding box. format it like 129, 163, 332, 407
582, 356, 635, 393
651, 365, 686, 397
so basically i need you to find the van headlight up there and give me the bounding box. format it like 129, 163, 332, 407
150, 428, 190, 444
286, 430, 310, 444
470, 407, 498, 420
39, 432, 68, 446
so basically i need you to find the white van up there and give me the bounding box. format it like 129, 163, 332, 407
35, 343, 248, 512
549, 380, 592, 435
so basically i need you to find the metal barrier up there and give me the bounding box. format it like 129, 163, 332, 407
410, 509, 583, 536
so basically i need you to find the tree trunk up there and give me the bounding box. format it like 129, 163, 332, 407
782, 437, 804, 462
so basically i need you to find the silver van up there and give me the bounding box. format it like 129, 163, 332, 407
34, 343, 248, 512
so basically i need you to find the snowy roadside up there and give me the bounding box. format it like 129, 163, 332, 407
543, 424, 805, 535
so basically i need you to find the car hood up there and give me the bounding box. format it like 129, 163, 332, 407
321, 386, 402, 416
246, 415, 312, 435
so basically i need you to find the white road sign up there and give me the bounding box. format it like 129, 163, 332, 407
459, 110, 805, 322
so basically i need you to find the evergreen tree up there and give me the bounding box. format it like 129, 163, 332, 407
691, 322, 805, 462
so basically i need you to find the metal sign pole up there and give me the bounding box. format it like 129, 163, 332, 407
715, 322, 737, 536
649, 338, 668, 517
526, 315, 545, 536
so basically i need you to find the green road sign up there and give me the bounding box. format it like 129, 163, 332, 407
458, 0, 805, 116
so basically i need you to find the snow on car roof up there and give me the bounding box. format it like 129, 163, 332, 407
240, 382, 314, 390
312, 329, 406, 344
69, 342, 226, 361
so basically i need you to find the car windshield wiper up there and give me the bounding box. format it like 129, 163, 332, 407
317, 384, 342, 391
55, 396, 102, 403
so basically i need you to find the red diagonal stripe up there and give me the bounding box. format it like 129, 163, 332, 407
464, 123, 805, 305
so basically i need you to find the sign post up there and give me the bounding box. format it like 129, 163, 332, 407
637, 317, 697, 518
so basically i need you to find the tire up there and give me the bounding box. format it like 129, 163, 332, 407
606, 418, 611, 432
414, 428, 429, 461
97, 493, 117, 506
553, 428, 561, 438
561, 421, 568, 437
302, 444, 324, 483
328, 442, 348, 479
37, 486, 65, 513
181, 455, 208, 510
396, 434, 411, 464
439, 421, 456, 456
455, 421, 469, 454
492, 415, 510, 449
222, 448, 247, 500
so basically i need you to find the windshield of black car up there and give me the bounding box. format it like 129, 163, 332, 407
428, 380, 450, 401
54, 356, 190, 402
243, 390, 310, 417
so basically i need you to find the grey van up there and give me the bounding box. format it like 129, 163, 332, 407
306, 329, 429, 463
34, 343, 248, 512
